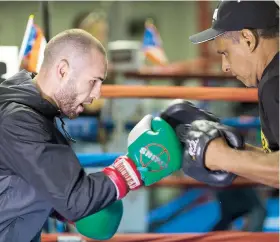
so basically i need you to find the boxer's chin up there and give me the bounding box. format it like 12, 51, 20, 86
61, 107, 79, 119
68, 113, 79, 120
68, 110, 80, 119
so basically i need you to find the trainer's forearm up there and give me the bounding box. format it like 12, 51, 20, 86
206, 140, 279, 188
223, 149, 278, 188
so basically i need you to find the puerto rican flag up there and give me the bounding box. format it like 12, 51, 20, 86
18, 15, 47, 73
142, 19, 168, 66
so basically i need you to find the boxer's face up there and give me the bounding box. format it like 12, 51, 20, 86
214, 31, 258, 87
54, 49, 107, 119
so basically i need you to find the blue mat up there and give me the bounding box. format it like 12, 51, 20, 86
153, 197, 279, 233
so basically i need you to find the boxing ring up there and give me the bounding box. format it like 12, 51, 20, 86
42, 72, 278, 242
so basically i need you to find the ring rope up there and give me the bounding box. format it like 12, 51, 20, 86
123, 71, 238, 81
41, 232, 279, 242
153, 176, 263, 188
101, 85, 258, 102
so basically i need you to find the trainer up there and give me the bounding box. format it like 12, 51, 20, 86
188, 1, 279, 187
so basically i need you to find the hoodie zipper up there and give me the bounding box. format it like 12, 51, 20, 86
57, 117, 76, 143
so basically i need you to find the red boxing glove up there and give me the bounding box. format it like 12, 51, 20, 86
103, 156, 143, 200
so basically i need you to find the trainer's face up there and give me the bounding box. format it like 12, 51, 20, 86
214, 32, 257, 87
55, 49, 107, 119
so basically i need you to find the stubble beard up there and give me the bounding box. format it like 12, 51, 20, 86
55, 80, 79, 119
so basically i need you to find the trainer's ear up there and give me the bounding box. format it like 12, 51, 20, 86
241, 29, 258, 52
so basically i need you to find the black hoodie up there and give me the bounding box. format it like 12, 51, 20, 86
0, 70, 117, 242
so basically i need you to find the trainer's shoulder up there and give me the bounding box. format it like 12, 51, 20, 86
258, 54, 279, 100
259, 75, 279, 101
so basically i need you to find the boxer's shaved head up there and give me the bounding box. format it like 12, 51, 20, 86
37, 28, 107, 119
42, 28, 106, 68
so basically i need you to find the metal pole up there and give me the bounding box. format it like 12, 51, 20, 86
41, 1, 50, 41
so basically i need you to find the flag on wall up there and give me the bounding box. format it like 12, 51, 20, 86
18, 15, 47, 73
142, 19, 168, 66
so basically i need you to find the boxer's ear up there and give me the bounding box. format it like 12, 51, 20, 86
57, 59, 69, 82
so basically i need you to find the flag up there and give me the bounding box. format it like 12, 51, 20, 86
18, 15, 47, 73
142, 19, 168, 66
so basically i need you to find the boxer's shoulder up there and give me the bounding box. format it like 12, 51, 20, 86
0, 103, 55, 145
0, 102, 42, 124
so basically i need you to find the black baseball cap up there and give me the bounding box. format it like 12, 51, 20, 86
189, 0, 279, 44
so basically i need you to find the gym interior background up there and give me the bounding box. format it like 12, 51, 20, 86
0, 0, 279, 237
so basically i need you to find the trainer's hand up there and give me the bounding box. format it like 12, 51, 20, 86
180, 120, 244, 186
103, 114, 182, 199
160, 100, 243, 187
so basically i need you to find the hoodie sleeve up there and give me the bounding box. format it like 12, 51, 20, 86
0, 110, 117, 221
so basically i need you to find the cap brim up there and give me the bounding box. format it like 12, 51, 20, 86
189, 28, 225, 44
